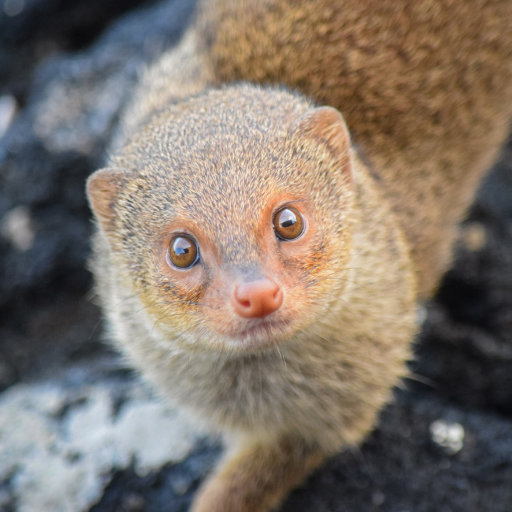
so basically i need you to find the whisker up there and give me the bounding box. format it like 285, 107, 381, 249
304, 326, 334, 345
106, 292, 141, 313
88, 317, 104, 342
402, 372, 437, 389
276, 346, 288, 370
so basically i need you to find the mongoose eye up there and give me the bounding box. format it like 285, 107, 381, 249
273, 207, 304, 241
167, 236, 199, 269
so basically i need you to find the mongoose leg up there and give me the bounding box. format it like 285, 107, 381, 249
190, 437, 327, 512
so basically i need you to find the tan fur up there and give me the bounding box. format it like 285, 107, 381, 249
191, 437, 327, 512
86, 1, 511, 511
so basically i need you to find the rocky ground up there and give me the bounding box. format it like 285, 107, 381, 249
0, 0, 511, 511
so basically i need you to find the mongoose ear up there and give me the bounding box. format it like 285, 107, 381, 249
289, 106, 353, 185
86, 168, 134, 233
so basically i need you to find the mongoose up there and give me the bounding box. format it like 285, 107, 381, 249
86, 1, 512, 511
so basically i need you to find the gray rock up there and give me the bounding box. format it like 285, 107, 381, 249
0, 372, 200, 512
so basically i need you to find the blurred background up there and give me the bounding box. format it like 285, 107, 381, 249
0, 0, 511, 511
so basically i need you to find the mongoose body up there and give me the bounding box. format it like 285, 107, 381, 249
87, 1, 512, 511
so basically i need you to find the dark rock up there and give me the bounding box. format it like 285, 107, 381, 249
281, 391, 512, 512
0, 0, 160, 101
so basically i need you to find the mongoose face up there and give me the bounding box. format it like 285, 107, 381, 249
88, 86, 354, 353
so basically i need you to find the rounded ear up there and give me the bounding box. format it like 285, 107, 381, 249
86, 168, 134, 233
289, 106, 353, 185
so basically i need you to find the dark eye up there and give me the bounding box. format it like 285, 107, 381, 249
167, 236, 199, 268
273, 207, 304, 241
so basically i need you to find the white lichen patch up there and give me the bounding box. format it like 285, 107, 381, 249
0, 379, 200, 512
430, 419, 465, 455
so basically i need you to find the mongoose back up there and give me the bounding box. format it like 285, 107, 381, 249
86, 1, 512, 511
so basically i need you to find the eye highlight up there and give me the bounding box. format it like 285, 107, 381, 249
273, 207, 305, 241
167, 236, 199, 268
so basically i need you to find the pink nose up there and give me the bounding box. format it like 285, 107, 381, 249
232, 279, 283, 318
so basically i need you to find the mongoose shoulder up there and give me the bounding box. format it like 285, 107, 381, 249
86, 1, 512, 511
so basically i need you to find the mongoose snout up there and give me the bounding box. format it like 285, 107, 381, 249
232, 278, 284, 319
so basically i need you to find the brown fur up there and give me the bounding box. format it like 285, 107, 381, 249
86, 1, 511, 511
197, 0, 512, 298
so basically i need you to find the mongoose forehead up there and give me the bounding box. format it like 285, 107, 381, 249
116, 86, 352, 236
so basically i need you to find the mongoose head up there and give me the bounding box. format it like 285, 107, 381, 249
87, 85, 354, 353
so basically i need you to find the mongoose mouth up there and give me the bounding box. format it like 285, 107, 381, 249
223, 318, 293, 351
